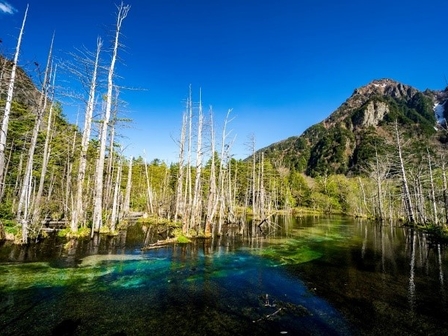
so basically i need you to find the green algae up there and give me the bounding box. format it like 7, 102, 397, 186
0, 255, 173, 292
0, 261, 113, 291
250, 219, 353, 265
258, 240, 322, 265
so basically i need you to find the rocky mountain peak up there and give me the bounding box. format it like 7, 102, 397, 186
353, 78, 418, 101
323, 78, 422, 129
259, 79, 446, 177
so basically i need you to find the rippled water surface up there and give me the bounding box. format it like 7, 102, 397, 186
0, 216, 447, 335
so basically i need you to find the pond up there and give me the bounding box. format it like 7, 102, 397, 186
0, 216, 447, 335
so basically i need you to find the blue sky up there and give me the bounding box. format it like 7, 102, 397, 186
1, 0, 447, 162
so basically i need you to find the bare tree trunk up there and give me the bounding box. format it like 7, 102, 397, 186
105, 131, 115, 210
64, 146, 72, 222
226, 157, 236, 223
259, 152, 265, 219
104, 91, 119, 210
122, 156, 133, 218
427, 149, 438, 226
72, 37, 102, 232
21, 174, 32, 243
110, 157, 122, 232
12, 144, 26, 211
32, 59, 57, 226
0, 5, 28, 199
190, 91, 203, 232
358, 177, 369, 216
413, 174, 426, 224
1, 140, 14, 200
205, 111, 216, 235
174, 112, 187, 222
394, 121, 415, 224
16, 33, 54, 242
441, 157, 448, 226
374, 149, 385, 221
143, 155, 154, 215
160, 167, 170, 218
46, 168, 55, 202
92, 3, 130, 236
183, 87, 193, 233
250, 135, 257, 219
64, 128, 78, 223
216, 110, 233, 235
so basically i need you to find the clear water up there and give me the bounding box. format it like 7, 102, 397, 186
0, 216, 447, 335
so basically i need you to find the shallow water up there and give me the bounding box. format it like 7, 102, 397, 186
0, 216, 447, 335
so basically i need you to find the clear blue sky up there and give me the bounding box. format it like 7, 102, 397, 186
1, 0, 447, 162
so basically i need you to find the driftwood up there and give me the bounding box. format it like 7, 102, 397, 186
141, 238, 177, 250
257, 213, 276, 228
253, 308, 283, 323
257, 213, 278, 237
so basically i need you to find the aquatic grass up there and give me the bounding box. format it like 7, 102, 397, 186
0, 262, 113, 291
0, 255, 175, 292
259, 241, 322, 266
176, 235, 191, 244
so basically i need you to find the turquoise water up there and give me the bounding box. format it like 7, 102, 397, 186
1, 216, 447, 335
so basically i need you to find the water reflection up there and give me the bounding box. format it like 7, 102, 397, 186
0, 216, 448, 335
408, 229, 417, 314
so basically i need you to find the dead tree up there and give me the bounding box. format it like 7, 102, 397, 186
92, 3, 130, 236
16, 33, 54, 242
0, 4, 28, 199
394, 121, 415, 224
72, 37, 102, 232
32, 60, 57, 226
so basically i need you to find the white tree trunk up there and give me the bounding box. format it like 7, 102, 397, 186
122, 156, 133, 218
16, 33, 54, 242
441, 157, 448, 226
205, 111, 216, 235
374, 148, 385, 221
72, 37, 102, 231
32, 56, 57, 226
64, 128, 78, 223
394, 121, 415, 224
183, 87, 193, 232
110, 158, 122, 232
427, 149, 438, 225
1, 140, 14, 200
105, 92, 119, 209
92, 3, 130, 235
250, 135, 257, 218
174, 112, 186, 221
216, 109, 233, 235
0, 4, 28, 199
143, 155, 154, 214
190, 91, 203, 231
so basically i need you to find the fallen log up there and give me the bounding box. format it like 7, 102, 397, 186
141, 237, 177, 250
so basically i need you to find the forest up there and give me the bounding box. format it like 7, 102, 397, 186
1, 3, 448, 245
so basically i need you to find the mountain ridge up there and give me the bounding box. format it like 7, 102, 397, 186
257, 78, 448, 176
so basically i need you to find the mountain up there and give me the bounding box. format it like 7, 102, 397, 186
0, 55, 40, 107
258, 79, 448, 176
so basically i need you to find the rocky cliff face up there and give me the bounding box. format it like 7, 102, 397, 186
356, 100, 389, 128
323, 78, 443, 129
257, 78, 448, 176
0, 55, 40, 108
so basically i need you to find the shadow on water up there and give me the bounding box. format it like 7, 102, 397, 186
0, 216, 447, 335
